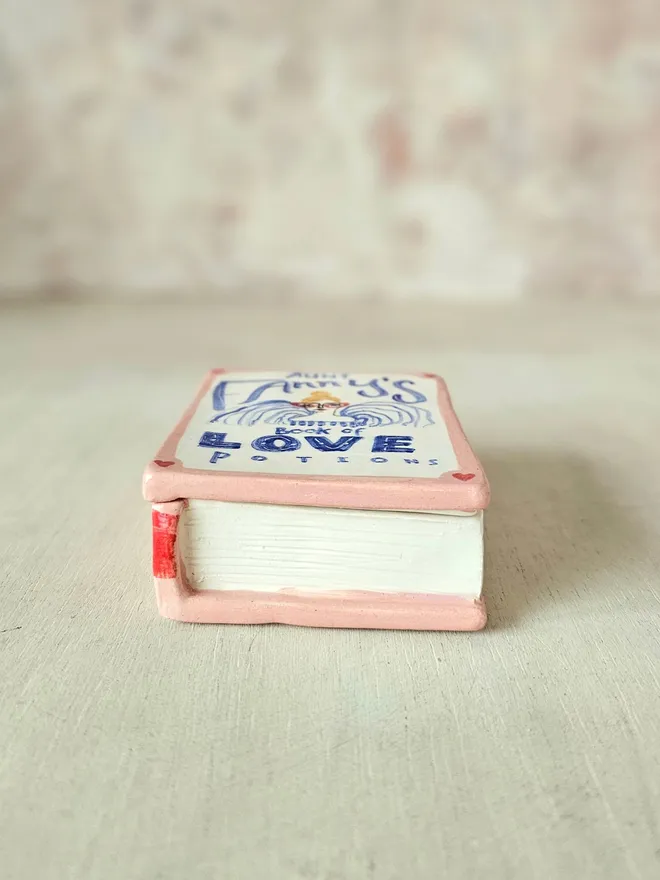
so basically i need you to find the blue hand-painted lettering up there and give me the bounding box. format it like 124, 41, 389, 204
286, 373, 348, 379
305, 436, 362, 453
371, 435, 416, 453
209, 376, 434, 429
199, 432, 242, 449
391, 379, 427, 404
214, 377, 344, 410
348, 378, 388, 398
252, 435, 301, 453
213, 379, 290, 410
290, 380, 341, 390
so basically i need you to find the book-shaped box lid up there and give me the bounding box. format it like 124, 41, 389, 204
143, 370, 489, 512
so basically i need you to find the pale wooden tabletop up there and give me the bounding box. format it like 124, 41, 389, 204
1, 301, 659, 880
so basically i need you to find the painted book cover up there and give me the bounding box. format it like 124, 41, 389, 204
143, 370, 489, 511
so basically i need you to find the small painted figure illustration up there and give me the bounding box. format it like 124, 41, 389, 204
211, 388, 434, 429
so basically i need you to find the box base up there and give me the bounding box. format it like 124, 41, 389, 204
154, 578, 487, 631
151, 500, 486, 631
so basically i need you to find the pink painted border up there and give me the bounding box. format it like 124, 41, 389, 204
151, 501, 486, 631
143, 370, 489, 511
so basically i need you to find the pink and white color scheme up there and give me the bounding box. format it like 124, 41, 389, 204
143, 370, 490, 630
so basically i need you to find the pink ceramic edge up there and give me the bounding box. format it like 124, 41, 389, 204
155, 578, 487, 631
150, 501, 486, 631
143, 370, 489, 511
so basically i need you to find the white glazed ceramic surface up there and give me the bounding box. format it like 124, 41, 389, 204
177, 372, 458, 478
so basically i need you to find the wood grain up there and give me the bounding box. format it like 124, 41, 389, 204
0, 302, 659, 879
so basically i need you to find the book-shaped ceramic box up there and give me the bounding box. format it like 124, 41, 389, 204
143, 371, 490, 630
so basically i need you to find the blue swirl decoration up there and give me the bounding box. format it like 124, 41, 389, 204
212, 401, 302, 426
338, 402, 433, 428
211, 399, 434, 428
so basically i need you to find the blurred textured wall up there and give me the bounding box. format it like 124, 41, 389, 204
1, 1, 660, 301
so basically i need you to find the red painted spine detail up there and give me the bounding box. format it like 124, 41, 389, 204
152, 510, 179, 578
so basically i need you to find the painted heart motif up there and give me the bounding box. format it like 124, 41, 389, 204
154, 459, 175, 468
452, 472, 475, 481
